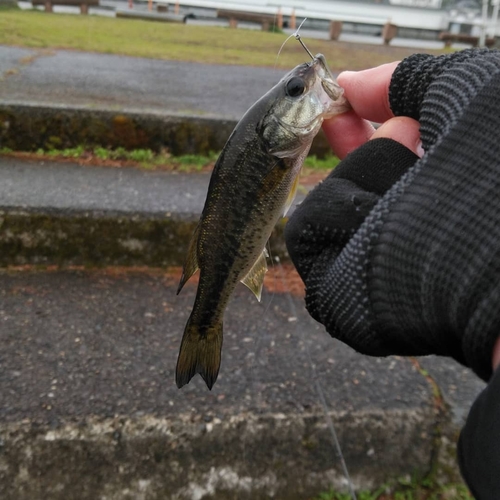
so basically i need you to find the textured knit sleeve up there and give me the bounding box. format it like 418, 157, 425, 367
389, 49, 500, 149
306, 49, 500, 382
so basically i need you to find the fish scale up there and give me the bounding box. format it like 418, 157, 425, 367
176, 54, 350, 390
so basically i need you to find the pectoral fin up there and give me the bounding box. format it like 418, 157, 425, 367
241, 250, 268, 302
283, 171, 301, 216
177, 223, 200, 295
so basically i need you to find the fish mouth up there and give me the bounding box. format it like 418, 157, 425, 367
313, 54, 335, 80
312, 53, 351, 113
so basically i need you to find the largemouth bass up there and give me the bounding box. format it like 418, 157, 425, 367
176, 54, 350, 390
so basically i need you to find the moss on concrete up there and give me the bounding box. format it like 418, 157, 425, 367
0, 408, 436, 500
0, 104, 237, 155
0, 209, 193, 267
0, 104, 333, 158
0, 209, 291, 267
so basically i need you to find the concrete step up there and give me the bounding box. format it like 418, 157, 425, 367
0, 156, 294, 266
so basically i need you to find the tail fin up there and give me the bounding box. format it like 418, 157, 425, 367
175, 316, 223, 390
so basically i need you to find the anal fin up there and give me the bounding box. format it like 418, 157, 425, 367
241, 250, 268, 302
177, 223, 201, 295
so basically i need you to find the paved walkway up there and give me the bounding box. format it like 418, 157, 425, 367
0, 45, 284, 119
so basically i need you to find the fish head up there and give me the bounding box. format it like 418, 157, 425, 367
259, 53, 350, 158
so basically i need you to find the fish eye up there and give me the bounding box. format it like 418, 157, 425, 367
285, 77, 306, 98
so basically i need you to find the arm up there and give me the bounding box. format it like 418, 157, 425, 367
287, 48, 500, 380
285, 49, 500, 497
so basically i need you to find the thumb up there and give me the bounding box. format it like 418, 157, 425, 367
371, 116, 423, 158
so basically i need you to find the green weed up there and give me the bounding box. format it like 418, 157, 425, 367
0, 145, 356, 176
315, 486, 385, 500
313, 475, 473, 500
59, 146, 85, 158
1, 145, 341, 173
2, 146, 220, 172
94, 146, 111, 160
128, 149, 154, 162
0, 3, 19, 11
304, 153, 340, 170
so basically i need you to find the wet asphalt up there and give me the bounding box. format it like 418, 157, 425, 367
0, 267, 432, 424
0, 45, 285, 119
0, 157, 212, 215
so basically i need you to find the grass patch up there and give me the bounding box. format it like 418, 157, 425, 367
0, 146, 337, 173
304, 153, 340, 170
0, 10, 445, 71
1, 146, 219, 172
0, 3, 19, 11
313, 475, 473, 500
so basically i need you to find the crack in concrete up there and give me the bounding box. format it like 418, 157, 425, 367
410, 357, 465, 485
410, 357, 445, 411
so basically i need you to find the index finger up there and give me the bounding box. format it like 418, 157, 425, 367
322, 61, 400, 159
337, 61, 399, 123
322, 111, 375, 160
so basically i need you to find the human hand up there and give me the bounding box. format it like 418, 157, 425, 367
322, 62, 422, 159
286, 49, 500, 383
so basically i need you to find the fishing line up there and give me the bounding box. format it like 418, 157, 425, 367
244, 246, 277, 385
239, 245, 277, 472
275, 262, 358, 500
247, 23, 356, 495
263, 241, 277, 313
274, 17, 309, 69
242, 163, 284, 389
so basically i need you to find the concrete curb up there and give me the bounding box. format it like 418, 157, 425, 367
0, 158, 295, 266
0, 409, 438, 500
0, 206, 287, 267
0, 102, 333, 158
0, 102, 237, 156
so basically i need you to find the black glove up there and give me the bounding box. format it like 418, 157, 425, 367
286, 48, 500, 499
286, 48, 500, 383
459, 366, 500, 499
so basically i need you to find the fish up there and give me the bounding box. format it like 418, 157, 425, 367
176, 53, 350, 390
